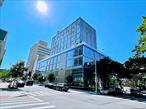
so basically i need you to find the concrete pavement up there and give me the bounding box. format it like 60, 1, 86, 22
0, 83, 146, 109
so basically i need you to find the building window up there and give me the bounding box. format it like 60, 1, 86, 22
72, 68, 83, 86
83, 46, 94, 58
67, 50, 73, 59
67, 59, 73, 67
74, 57, 83, 66
73, 46, 83, 57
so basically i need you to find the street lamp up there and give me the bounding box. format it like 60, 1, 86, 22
95, 48, 104, 94
94, 52, 100, 94
94, 55, 98, 94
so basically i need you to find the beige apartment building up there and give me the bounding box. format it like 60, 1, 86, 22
27, 40, 50, 73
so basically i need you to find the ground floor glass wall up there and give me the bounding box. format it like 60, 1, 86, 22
36, 44, 105, 87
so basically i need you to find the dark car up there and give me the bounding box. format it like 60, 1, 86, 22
107, 88, 123, 95
8, 80, 18, 89
53, 83, 57, 90
26, 80, 33, 86
44, 82, 53, 89
130, 88, 142, 96
17, 80, 25, 87
56, 83, 69, 92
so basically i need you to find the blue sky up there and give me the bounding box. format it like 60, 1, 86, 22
0, 0, 146, 69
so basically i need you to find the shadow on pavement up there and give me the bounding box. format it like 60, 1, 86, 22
70, 88, 146, 103
107, 94, 146, 103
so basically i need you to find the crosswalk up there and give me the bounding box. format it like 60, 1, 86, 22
0, 95, 56, 109
27, 91, 51, 96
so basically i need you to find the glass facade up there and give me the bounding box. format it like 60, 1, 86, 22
37, 45, 104, 86
36, 17, 105, 87
50, 18, 96, 55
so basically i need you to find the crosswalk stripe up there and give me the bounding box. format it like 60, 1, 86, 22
29, 95, 43, 102
28, 91, 50, 96
29, 105, 56, 109
0, 102, 49, 109
1, 97, 35, 103
0, 100, 39, 106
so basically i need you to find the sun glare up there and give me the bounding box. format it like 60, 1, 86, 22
36, 0, 48, 13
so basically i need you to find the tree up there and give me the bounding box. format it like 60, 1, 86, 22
124, 57, 146, 88
133, 16, 146, 57
33, 73, 41, 80
65, 75, 73, 85
0, 69, 11, 80
10, 61, 26, 78
38, 74, 45, 83
124, 57, 146, 74
47, 73, 55, 83
96, 57, 127, 89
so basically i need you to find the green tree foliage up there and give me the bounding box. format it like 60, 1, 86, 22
0, 69, 11, 79
38, 74, 45, 83
107, 74, 118, 88
10, 61, 26, 78
65, 75, 73, 85
33, 73, 41, 80
96, 57, 127, 89
124, 57, 146, 74
47, 73, 55, 83
33, 73, 45, 83
124, 57, 146, 88
133, 16, 146, 56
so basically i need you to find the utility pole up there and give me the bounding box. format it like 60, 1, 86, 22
94, 54, 98, 94
95, 49, 104, 94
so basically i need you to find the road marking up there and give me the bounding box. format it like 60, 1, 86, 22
29, 105, 56, 109
1, 98, 33, 103
1, 96, 39, 103
29, 95, 43, 102
0, 102, 49, 109
0, 100, 39, 106
28, 91, 50, 96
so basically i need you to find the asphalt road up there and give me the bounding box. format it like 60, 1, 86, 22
0, 84, 146, 109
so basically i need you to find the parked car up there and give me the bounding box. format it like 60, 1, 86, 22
130, 88, 142, 96
8, 80, 18, 89
53, 83, 57, 90
108, 88, 123, 95
26, 80, 33, 86
17, 80, 25, 87
56, 83, 69, 92
101, 88, 123, 95
44, 82, 53, 89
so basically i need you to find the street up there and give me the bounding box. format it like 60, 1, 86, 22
0, 83, 146, 109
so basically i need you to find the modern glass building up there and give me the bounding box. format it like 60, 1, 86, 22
36, 17, 105, 87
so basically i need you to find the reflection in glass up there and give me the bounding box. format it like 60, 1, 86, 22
83, 46, 94, 58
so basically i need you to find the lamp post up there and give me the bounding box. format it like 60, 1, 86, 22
95, 49, 104, 94
94, 52, 100, 94
94, 56, 98, 94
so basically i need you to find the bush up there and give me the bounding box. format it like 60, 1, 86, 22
47, 73, 55, 83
